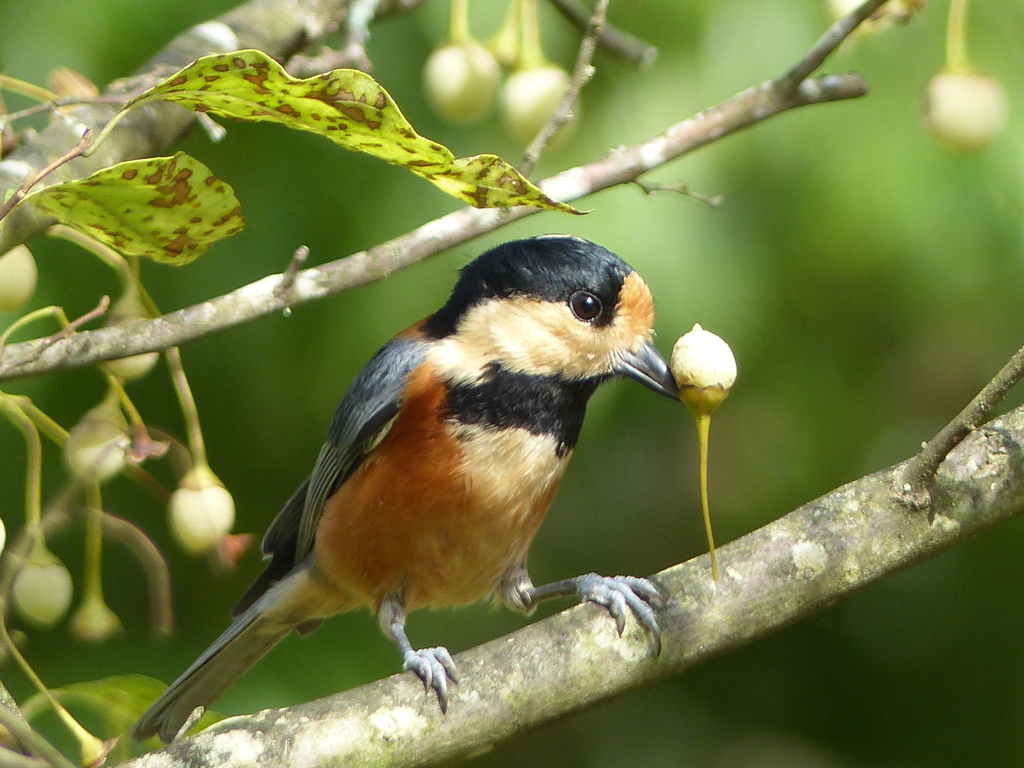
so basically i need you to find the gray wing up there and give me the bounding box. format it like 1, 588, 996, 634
233, 336, 427, 616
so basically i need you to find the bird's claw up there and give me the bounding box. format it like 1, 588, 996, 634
575, 573, 663, 655
403, 646, 458, 712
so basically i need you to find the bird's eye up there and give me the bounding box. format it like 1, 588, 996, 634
569, 290, 602, 321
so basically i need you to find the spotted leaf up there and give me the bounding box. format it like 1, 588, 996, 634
26, 152, 243, 264
122, 49, 578, 213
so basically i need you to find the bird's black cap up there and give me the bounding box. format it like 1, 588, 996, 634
423, 236, 633, 338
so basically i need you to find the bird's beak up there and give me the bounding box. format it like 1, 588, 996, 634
617, 341, 679, 401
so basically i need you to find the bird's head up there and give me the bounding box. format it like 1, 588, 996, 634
423, 235, 679, 399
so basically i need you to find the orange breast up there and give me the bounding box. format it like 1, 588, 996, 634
312, 363, 569, 612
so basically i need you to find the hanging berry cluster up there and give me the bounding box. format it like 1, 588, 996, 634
424, 0, 575, 145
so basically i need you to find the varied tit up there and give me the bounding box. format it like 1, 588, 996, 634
133, 235, 680, 743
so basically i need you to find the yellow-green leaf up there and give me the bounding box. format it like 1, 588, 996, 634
23, 674, 223, 740
122, 49, 578, 213
26, 152, 243, 264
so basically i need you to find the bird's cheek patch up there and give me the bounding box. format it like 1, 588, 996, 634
615, 272, 656, 347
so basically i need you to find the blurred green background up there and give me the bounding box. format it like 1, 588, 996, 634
1, 0, 1023, 765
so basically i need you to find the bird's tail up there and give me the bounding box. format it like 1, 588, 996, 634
131, 601, 291, 744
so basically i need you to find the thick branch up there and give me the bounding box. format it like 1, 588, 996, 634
121, 403, 1024, 768
0, 70, 866, 382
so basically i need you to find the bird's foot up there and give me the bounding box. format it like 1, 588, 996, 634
403, 646, 458, 712
574, 573, 664, 655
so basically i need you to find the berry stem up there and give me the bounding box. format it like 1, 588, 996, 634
166, 346, 208, 469
47, 224, 131, 288
12, 395, 69, 446
0, 74, 57, 103
0, 394, 43, 531
448, 0, 471, 45
83, 485, 105, 603
946, 0, 970, 72
490, 0, 522, 66
101, 375, 146, 441
519, 0, 547, 70
695, 412, 720, 581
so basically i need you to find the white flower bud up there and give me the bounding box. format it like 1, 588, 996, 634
0, 245, 38, 313
169, 464, 235, 555
924, 70, 1009, 153
671, 324, 737, 417
70, 593, 122, 643
0, 518, 6, 557
13, 551, 73, 630
500, 65, 573, 144
64, 390, 129, 482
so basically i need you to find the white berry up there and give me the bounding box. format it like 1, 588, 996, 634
65, 390, 129, 482
0, 245, 38, 313
924, 70, 1009, 153
13, 551, 73, 630
169, 464, 236, 555
424, 41, 500, 125
104, 283, 159, 381
501, 65, 573, 144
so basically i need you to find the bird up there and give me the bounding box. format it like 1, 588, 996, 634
132, 235, 680, 743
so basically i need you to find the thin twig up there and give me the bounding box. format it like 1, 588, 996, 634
0, 296, 110, 370
546, 0, 657, 67
47, 225, 131, 286
519, 0, 609, 177
0, 131, 92, 225
194, 113, 227, 143
634, 178, 723, 208
895, 343, 1024, 506
779, 0, 888, 90
39, 295, 110, 348
287, 47, 367, 77
273, 245, 311, 300
0, 96, 126, 128
287, 0, 386, 76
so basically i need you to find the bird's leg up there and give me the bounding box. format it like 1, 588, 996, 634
378, 595, 458, 712
499, 565, 664, 655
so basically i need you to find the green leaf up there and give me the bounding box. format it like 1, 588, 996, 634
26, 152, 244, 264
23, 675, 164, 725
23, 674, 223, 740
121, 49, 579, 214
